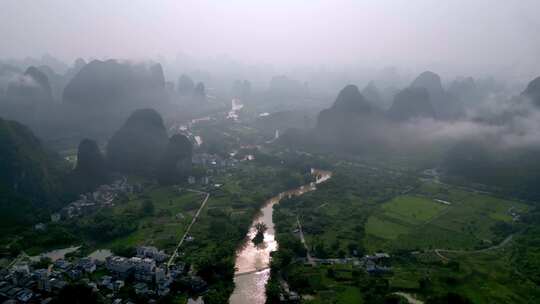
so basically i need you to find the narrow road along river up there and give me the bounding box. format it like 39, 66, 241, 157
229, 169, 332, 304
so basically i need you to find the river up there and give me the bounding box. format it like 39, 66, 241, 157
229, 169, 332, 304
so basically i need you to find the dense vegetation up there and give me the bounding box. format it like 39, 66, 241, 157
0, 117, 71, 242
267, 158, 540, 303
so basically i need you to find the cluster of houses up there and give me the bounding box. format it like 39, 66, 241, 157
508, 206, 521, 222
51, 177, 142, 221
104, 246, 174, 297
187, 152, 242, 186
278, 253, 392, 303
100, 246, 207, 301
0, 257, 98, 303
307, 252, 391, 274
0, 246, 208, 304
192, 153, 238, 171
362, 253, 391, 274
278, 253, 391, 303
187, 175, 210, 186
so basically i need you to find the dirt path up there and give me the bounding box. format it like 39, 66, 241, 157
432, 233, 514, 260
394, 292, 424, 304
296, 216, 315, 265
434, 249, 449, 261
167, 189, 210, 268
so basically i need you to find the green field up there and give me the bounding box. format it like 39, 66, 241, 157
365, 184, 529, 251
284, 264, 365, 304
366, 195, 448, 241
381, 195, 448, 224
101, 186, 204, 251
265, 159, 540, 303
365, 216, 412, 240
390, 248, 540, 303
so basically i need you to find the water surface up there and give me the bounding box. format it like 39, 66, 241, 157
229, 170, 331, 304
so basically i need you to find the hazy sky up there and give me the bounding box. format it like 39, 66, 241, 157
1, 0, 539, 72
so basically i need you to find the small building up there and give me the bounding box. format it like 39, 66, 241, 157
155, 267, 167, 283
77, 258, 96, 273
41, 297, 53, 304
106, 256, 134, 278
136, 246, 168, 263
113, 280, 124, 292
87, 282, 98, 292
53, 259, 71, 271
49, 278, 67, 290
133, 282, 149, 295
50, 213, 61, 223
34, 269, 49, 291
157, 286, 170, 296
16, 288, 33, 302
98, 275, 113, 291
132, 257, 156, 282
34, 223, 47, 231
67, 269, 82, 280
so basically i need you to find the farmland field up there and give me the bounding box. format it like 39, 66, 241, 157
365, 184, 529, 251
381, 195, 448, 224
365, 195, 448, 242
101, 186, 204, 250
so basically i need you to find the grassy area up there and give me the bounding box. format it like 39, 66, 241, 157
391, 247, 540, 303
364, 184, 529, 252
172, 162, 320, 303
365, 195, 448, 241
101, 186, 204, 251
272, 164, 417, 258
58, 148, 78, 168
365, 216, 412, 240
269, 159, 539, 303
381, 195, 448, 225
285, 264, 365, 304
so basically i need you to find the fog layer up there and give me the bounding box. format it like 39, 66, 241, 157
1, 0, 539, 79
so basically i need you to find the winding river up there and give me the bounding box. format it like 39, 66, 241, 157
229, 169, 332, 304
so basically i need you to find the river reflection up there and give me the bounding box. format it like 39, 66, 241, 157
229, 170, 331, 304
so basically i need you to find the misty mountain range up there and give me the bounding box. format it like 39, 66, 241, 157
280, 72, 540, 199
2, 55, 540, 201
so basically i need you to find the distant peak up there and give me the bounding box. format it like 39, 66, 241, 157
332, 85, 372, 113
411, 71, 443, 94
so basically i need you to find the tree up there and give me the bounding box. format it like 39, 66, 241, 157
157, 134, 193, 185
53, 283, 100, 304
327, 268, 336, 278
252, 222, 267, 245
141, 199, 155, 215
384, 294, 408, 304
34, 257, 52, 269
427, 293, 472, 304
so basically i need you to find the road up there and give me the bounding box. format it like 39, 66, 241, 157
166, 189, 210, 269
296, 216, 315, 265
394, 292, 424, 304
433, 233, 515, 260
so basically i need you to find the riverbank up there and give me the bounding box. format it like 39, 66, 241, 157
229, 170, 331, 304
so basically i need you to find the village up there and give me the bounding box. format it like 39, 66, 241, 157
0, 243, 393, 304
0, 149, 253, 304
0, 245, 211, 304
